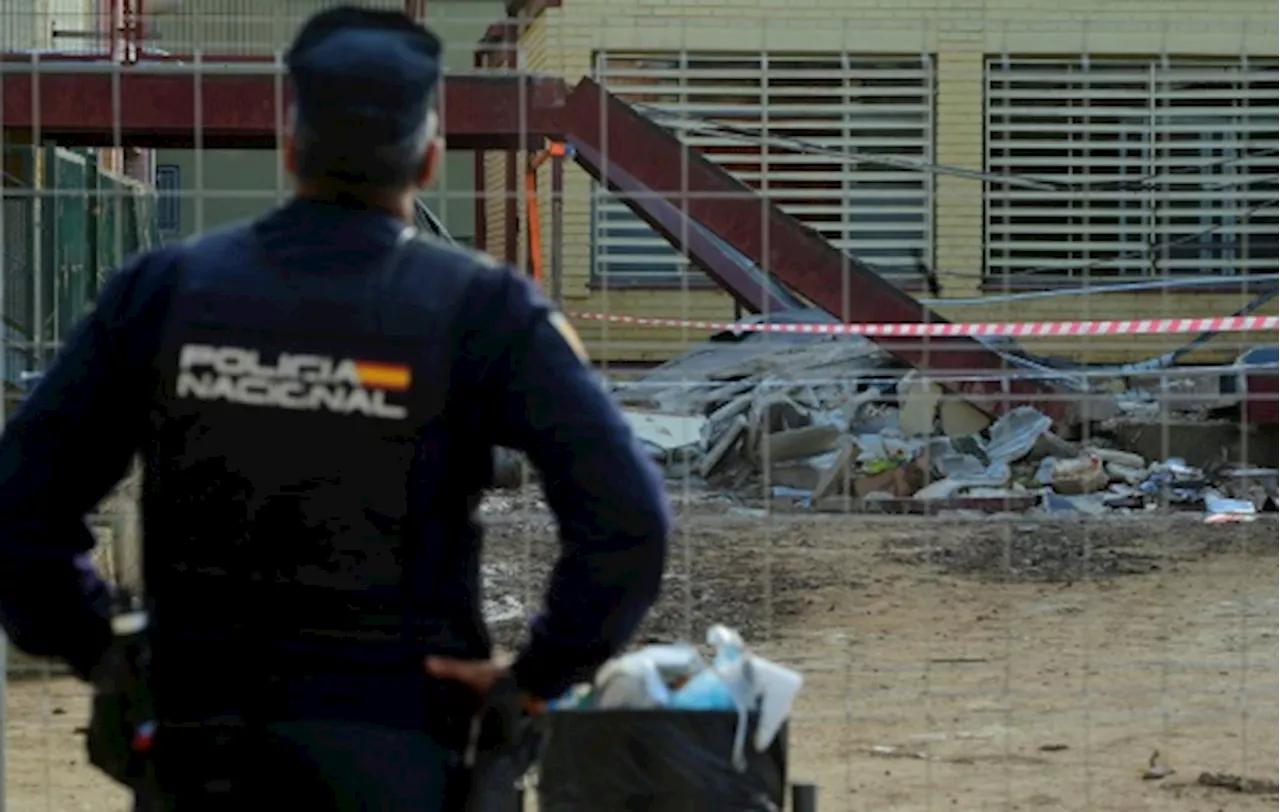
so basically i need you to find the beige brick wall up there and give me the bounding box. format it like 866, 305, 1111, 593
493, 0, 1278, 363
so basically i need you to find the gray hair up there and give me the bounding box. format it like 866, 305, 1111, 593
291, 107, 439, 190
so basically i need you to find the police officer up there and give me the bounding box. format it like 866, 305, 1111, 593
0, 6, 670, 810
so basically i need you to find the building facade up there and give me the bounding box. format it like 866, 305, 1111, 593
145, 0, 501, 243
495, 0, 1278, 364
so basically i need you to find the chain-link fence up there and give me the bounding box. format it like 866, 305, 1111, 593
1, 2, 1277, 810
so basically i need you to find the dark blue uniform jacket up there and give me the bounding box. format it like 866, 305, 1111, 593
0, 199, 670, 739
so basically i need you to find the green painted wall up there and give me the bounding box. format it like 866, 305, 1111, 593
151, 0, 502, 243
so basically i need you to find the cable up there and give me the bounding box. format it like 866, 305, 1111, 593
921, 274, 1279, 307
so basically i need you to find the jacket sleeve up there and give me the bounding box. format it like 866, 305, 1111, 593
458, 268, 672, 700
0, 253, 173, 679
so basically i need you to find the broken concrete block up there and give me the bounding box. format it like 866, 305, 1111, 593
1031, 431, 1078, 460
624, 411, 707, 454
897, 370, 942, 438
706, 391, 753, 426
747, 394, 811, 458
939, 398, 992, 437
1088, 447, 1147, 469
699, 414, 748, 479
769, 455, 836, 491
1051, 455, 1108, 495
702, 392, 753, 446
1105, 462, 1147, 486
759, 425, 843, 463
811, 442, 859, 501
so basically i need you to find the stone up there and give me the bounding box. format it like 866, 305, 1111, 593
759, 425, 843, 463
897, 370, 942, 438
940, 398, 992, 437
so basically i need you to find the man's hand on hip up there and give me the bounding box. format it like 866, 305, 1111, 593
424, 656, 547, 715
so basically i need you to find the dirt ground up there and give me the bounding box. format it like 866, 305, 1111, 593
5, 501, 1277, 811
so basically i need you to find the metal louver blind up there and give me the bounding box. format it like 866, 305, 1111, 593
592, 51, 935, 283
986, 57, 1280, 280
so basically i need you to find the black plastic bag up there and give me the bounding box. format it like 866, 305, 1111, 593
537, 710, 787, 812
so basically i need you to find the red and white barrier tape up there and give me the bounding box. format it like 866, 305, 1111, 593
569, 312, 1279, 338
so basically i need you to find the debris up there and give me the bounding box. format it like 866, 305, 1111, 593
1038, 743, 1069, 752
1089, 447, 1146, 469
939, 398, 992, 437
1203, 491, 1258, 524
759, 425, 842, 463
811, 443, 858, 501
1195, 772, 1280, 795
1142, 750, 1175, 780
700, 415, 749, 479
869, 745, 928, 760
1051, 454, 1108, 495
896, 370, 943, 437
985, 406, 1054, 464
625, 410, 706, 456
608, 334, 1267, 519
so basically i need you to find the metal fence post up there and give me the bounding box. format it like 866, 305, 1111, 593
791, 782, 818, 812
1, 629, 7, 812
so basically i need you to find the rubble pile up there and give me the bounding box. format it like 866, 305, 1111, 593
612, 335, 1279, 521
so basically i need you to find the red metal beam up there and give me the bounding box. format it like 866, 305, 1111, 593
561, 78, 1073, 424
568, 137, 801, 315
0, 58, 567, 150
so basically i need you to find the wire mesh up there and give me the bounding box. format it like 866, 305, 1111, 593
1, 2, 1278, 811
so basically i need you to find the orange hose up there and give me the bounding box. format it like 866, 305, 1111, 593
525, 168, 544, 283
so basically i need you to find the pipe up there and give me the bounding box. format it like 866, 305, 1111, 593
791, 782, 818, 812
525, 164, 543, 282
549, 145, 564, 306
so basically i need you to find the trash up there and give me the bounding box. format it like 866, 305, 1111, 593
537, 710, 787, 811
1089, 447, 1146, 469
1203, 491, 1258, 524
1141, 749, 1175, 780
537, 624, 801, 811
1042, 492, 1110, 516
624, 411, 706, 458
609, 333, 1260, 519
985, 406, 1054, 464
594, 650, 684, 710
552, 625, 802, 759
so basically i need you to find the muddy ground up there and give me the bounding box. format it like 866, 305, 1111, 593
5, 499, 1277, 811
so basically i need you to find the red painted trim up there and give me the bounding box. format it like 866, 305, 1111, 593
0, 66, 566, 150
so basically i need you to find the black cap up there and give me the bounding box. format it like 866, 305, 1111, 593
286, 6, 443, 148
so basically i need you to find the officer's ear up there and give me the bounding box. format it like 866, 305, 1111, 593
416, 135, 443, 189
